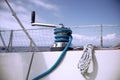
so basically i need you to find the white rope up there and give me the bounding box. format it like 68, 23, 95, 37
77, 44, 94, 75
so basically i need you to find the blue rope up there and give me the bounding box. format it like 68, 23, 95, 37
32, 28, 72, 80
54, 27, 72, 42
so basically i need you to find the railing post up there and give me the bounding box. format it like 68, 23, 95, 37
7, 30, 13, 52
29, 40, 33, 51
100, 24, 103, 48
0, 31, 6, 49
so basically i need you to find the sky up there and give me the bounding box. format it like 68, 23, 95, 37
0, 0, 120, 47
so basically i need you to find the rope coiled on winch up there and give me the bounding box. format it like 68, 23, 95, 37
54, 27, 72, 42
33, 27, 72, 80
77, 44, 94, 75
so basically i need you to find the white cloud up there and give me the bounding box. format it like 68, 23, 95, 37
73, 34, 96, 40
9, 1, 27, 13
72, 34, 100, 46
0, 0, 61, 30
29, 0, 58, 11
103, 33, 120, 47
0, 11, 20, 30
0, 0, 45, 30
72, 33, 120, 47
103, 33, 116, 40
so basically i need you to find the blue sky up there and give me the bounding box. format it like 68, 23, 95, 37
44, 0, 120, 25
0, 0, 120, 47
0, 0, 120, 27
34, 0, 120, 25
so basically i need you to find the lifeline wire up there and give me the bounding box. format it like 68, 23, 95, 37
77, 44, 94, 75
33, 28, 72, 80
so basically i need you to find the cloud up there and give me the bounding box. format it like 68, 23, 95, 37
0, 11, 20, 30
72, 33, 120, 47
73, 34, 97, 41
29, 0, 58, 11
103, 33, 120, 47
72, 34, 100, 46
103, 33, 116, 40
0, 0, 45, 30
0, 0, 61, 30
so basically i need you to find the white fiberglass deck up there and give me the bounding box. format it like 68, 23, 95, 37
0, 49, 120, 80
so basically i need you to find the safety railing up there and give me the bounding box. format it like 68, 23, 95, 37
0, 24, 120, 52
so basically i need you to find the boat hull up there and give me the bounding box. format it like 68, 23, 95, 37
0, 50, 120, 80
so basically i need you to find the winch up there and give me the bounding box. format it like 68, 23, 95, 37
51, 25, 73, 51
31, 11, 73, 51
